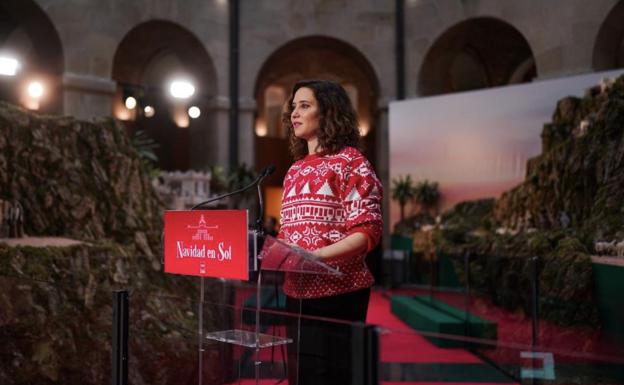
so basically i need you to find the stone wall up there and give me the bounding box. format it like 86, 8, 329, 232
7, 0, 621, 168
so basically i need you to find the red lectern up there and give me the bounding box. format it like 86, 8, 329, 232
163, 209, 341, 384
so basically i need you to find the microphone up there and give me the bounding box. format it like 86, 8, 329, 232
261, 164, 275, 178
255, 165, 275, 231
191, 164, 275, 210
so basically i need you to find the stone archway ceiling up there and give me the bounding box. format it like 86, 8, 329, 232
0, 0, 64, 75
112, 20, 217, 98
0, 1, 64, 114
0, 1, 64, 75
593, 0, 624, 70
0, 9, 18, 44
255, 36, 379, 101
419, 17, 536, 97
254, 36, 380, 143
111, 21, 219, 172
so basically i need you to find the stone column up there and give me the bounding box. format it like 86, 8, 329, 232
61, 72, 116, 120
376, 98, 391, 248
191, 95, 230, 170
238, 97, 256, 168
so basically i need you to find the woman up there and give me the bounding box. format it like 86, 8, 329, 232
278, 79, 383, 385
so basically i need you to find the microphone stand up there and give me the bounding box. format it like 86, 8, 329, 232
255, 183, 265, 233
249, 165, 273, 385
190, 164, 274, 273
190, 167, 269, 210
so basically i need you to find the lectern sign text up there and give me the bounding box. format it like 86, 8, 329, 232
164, 210, 248, 280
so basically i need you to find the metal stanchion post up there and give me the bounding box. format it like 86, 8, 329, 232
351, 322, 379, 385
198, 277, 204, 385
464, 252, 471, 339
112, 290, 129, 385
530, 256, 539, 347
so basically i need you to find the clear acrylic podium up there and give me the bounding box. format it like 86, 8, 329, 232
200, 233, 343, 384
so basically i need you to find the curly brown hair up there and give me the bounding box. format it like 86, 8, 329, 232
282, 79, 361, 160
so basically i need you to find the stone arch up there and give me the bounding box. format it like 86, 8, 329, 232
112, 20, 217, 171
0, 1, 64, 113
419, 17, 536, 96
253, 36, 380, 187
593, 0, 624, 70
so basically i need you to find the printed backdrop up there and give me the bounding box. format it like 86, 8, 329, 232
388, 69, 624, 228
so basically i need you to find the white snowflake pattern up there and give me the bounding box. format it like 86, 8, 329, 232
315, 161, 331, 176
360, 180, 370, 192
302, 226, 323, 246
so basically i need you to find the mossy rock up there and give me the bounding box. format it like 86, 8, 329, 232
0, 241, 230, 385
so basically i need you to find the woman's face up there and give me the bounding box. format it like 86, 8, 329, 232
291, 87, 320, 141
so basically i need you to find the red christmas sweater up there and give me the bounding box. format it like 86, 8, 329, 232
278, 146, 383, 299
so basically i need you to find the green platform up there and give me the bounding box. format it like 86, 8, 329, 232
391, 295, 497, 348
592, 258, 624, 340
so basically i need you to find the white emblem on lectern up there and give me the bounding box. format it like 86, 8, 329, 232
188, 214, 218, 241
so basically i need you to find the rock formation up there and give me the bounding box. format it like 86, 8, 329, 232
429, 76, 624, 327
494, 76, 624, 242
0, 103, 232, 384
0, 102, 162, 245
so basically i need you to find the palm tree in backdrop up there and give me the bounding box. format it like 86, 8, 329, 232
414, 179, 441, 215
391, 175, 415, 222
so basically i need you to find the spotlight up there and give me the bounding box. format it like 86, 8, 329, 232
0, 56, 19, 76
170, 80, 195, 99
144, 105, 155, 118
255, 118, 268, 137
188, 106, 201, 119
358, 124, 370, 136
27, 81, 44, 98
125, 96, 137, 109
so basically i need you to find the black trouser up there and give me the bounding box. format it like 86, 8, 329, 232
286, 288, 370, 385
